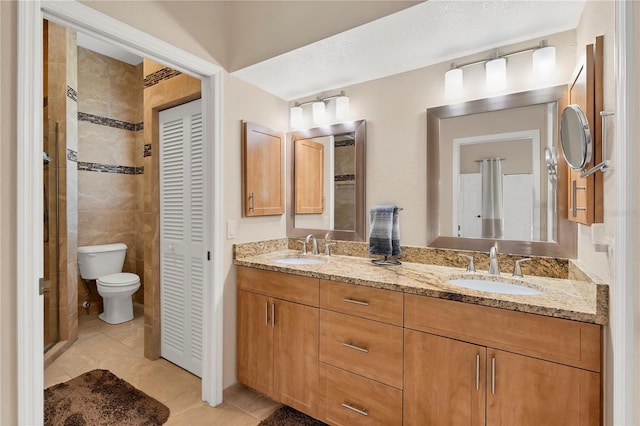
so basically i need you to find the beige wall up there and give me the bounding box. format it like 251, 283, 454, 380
222, 72, 288, 387
77, 47, 144, 312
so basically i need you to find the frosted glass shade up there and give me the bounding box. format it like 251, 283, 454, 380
335, 95, 350, 120
312, 101, 326, 124
532, 45, 556, 82
290, 106, 303, 128
485, 57, 507, 91
444, 68, 463, 99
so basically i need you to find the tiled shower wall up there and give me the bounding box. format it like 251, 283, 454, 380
77, 47, 144, 315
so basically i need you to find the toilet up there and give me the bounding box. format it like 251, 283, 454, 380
77, 243, 141, 324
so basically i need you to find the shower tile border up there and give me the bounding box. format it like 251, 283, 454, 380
143, 144, 152, 158
67, 149, 78, 162
77, 161, 144, 175
143, 67, 182, 88
66, 85, 78, 102
78, 111, 143, 132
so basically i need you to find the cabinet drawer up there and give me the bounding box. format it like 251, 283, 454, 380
320, 310, 403, 389
405, 294, 601, 372
237, 266, 319, 306
320, 280, 403, 325
319, 363, 402, 426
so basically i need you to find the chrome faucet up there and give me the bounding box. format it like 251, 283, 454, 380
488, 245, 500, 275
305, 234, 319, 255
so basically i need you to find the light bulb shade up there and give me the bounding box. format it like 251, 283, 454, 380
335, 95, 350, 120
444, 68, 463, 100
532, 45, 556, 82
312, 101, 326, 124
290, 106, 303, 128
485, 57, 507, 91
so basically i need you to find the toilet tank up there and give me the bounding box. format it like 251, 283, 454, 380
77, 243, 127, 280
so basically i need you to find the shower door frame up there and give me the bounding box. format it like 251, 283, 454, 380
17, 2, 225, 423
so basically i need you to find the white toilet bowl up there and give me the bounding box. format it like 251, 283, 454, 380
96, 272, 141, 324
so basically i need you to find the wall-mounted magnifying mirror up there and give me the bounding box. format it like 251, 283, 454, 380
560, 104, 592, 170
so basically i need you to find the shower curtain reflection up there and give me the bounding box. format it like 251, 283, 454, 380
43, 120, 60, 353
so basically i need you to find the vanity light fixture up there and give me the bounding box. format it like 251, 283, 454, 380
289, 91, 350, 128
312, 100, 326, 124
335, 94, 350, 120
532, 40, 557, 83
444, 65, 463, 100
290, 105, 303, 128
485, 55, 507, 91
443, 39, 556, 98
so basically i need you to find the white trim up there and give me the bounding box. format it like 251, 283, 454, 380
17, 2, 44, 424
613, 1, 635, 424
18, 1, 224, 422
452, 130, 540, 240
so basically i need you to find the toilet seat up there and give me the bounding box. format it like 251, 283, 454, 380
98, 272, 140, 287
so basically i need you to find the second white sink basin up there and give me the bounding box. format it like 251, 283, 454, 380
275, 257, 326, 266
448, 279, 542, 295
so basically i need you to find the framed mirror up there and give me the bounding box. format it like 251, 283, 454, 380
560, 104, 592, 170
427, 86, 577, 257
287, 120, 366, 241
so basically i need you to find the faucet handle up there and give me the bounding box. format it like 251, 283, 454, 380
457, 253, 475, 272
298, 239, 308, 255
512, 258, 532, 277
325, 242, 336, 256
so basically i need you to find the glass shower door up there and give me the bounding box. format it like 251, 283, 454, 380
43, 120, 60, 352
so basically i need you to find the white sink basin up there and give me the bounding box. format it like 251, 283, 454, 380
447, 279, 542, 295
275, 257, 326, 265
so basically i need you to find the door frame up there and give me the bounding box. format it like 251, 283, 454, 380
17, 1, 224, 423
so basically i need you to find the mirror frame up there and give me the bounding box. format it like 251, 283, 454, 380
427, 85, 578, 258
287, 120, 366, 241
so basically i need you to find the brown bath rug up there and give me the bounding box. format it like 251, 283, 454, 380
44, 369, 170, 426
258, 406, 328, 426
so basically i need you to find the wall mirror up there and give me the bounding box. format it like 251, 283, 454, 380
427, 86, 578, 257
560, 104, 592, 170
287, 120, 366, 241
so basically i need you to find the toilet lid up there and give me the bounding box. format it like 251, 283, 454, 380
98, 272, 140, 287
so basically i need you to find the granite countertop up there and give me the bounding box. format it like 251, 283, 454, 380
234, 249, 608, 325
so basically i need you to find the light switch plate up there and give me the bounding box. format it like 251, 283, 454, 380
227, 220, 237, 239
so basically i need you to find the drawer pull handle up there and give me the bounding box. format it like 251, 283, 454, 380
491, 357, 496, 395
341, 402, 368, 417
265, 302, 269, 326
342, 298, 369, 306
475, 353, 480, 391
342, 342, 369, 353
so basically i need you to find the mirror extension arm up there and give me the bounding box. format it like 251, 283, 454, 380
580, 111, 614, 178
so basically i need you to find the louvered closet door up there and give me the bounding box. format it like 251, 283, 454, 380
159, 99, 204, 377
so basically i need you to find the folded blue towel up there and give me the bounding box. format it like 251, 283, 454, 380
368, 205, 401, 256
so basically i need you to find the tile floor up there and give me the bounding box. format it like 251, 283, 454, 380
44, 304, 281, 425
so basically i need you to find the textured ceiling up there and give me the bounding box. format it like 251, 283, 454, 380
232, 0, 586, 100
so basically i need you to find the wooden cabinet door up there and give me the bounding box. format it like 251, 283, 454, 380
273, 299, 319, 418
242, 121, 284, 216
236, 290, 274, 397
487, 349, 600, 426
566, 36, 603, 225
404, 329, 486, 426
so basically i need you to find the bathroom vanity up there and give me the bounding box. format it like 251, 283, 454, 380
234, 242, 607, 426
